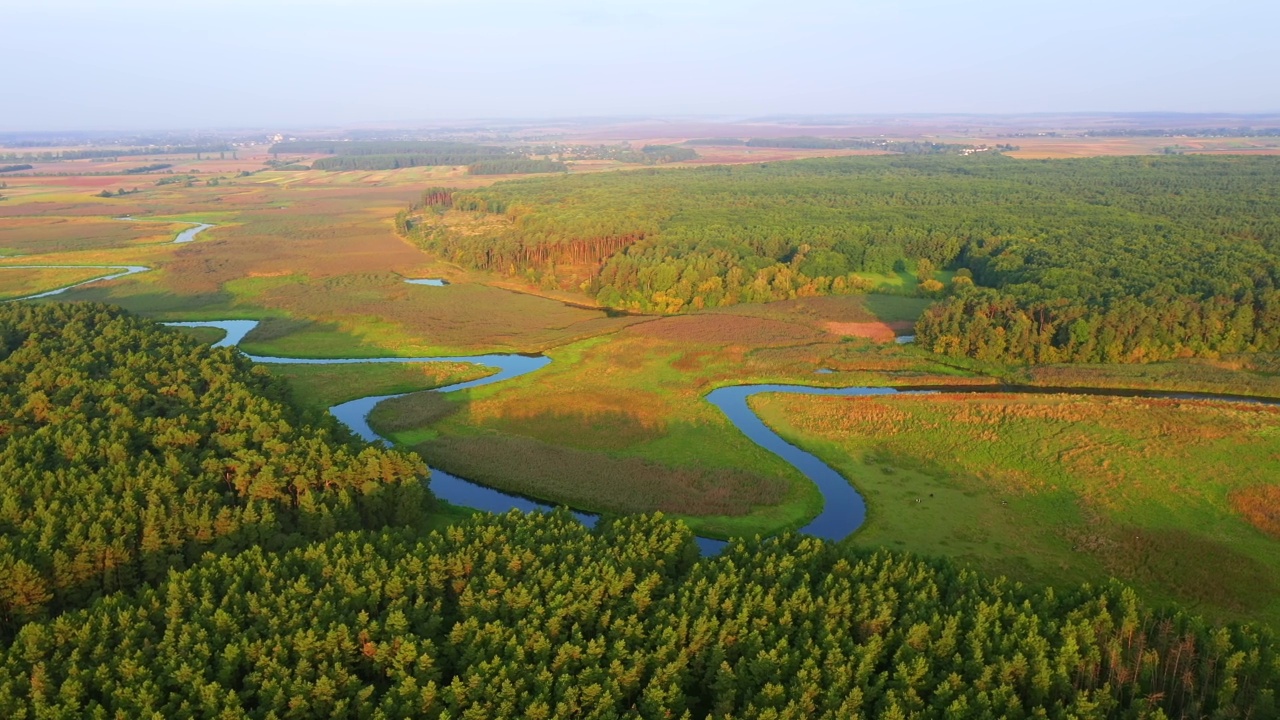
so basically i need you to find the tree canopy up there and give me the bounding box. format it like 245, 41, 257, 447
403, 155, 1280, 360
0, 303, 427, 632
1, 511, 1275, 718
0, 303, 1276, 716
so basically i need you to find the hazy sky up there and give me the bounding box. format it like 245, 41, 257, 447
4, 0, 1277, 130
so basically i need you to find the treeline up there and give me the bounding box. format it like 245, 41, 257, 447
523, 142, 700, 163
121, 163, 172, 174
0, 145, 230, 162
96, 187, 140, 197
1083, 127, 1280, 138
269, 140, 515, 157
312, 154, 511, 171
0, 303, 427, 632
0, 164, 32, 173
270, 140, 527, 171
467, 158, 567, 175
682, 137, 747, 145
617, 144, 699, 164
744, 136, 975, 154
1, 511, 1275, 718
917, 286, 1280, 363
404, 155, 1280, 359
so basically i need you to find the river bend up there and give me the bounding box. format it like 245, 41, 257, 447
11, 246, 1277, 550
2, 221, 215, 302
167, 320, 1280, 551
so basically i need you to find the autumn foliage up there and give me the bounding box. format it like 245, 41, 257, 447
1232, 484, 1280, 538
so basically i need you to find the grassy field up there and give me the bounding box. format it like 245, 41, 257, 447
1015, 358, 1280, 399
265, 362, 493, 413
751, 391, 1280, 626
0, 266, 123, 300
367, 295, 973, 539
2, 170, 644, 356
0, 216, 193, 254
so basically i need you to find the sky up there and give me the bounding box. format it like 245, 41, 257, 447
3, 0, 1278, 130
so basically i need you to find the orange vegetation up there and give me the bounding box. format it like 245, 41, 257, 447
823, 320, 914, 342
625, 313, 825, 347
1231, 485, 1280, 539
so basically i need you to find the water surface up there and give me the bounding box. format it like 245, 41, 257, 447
161, 321, 1278, 556
169, 319, 723, 552
174, 223, 215, 243
3, 265, 151, 301
116, 217, 216, 244
2, 222, 215, 302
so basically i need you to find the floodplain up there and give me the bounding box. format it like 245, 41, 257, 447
4, 138, 1280, 631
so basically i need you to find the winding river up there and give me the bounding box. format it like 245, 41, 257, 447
2, 221, 215, 302
162, 320, 740, 550
3, 265, 152, 301
707, 383, 1280, 540
163, 321, 635, 541
10, 221, 1279, 551
162, 319, 1280, 553
114, 217, 215, 244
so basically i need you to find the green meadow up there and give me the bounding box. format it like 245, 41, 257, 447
752, 390, 1280, 626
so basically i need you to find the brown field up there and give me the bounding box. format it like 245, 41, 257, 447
6, 147, 281, 176
823, 320, 914, 342
1231, 485, 1280, 539
0, 216, 190, 253
266, 362, 492, 413
623, 313, 829, 347
1018, 358, 1280, 399
0, 169, 646, 355
710, 294, 931, 328
990, 136, 1280, 159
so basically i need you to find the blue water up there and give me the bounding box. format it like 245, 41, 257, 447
174, 223, 215, 243
165, 319, 257, 347
2, 223, 215, 303
405, 278, 448, 286
2, 265, 152, 301
117, 215, 215, 243
164, 320, 727, 554
706, 385, 934, 541
161, 320, 1278, 556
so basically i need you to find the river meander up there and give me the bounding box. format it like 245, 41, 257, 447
2, 221, 215, 302
164, 320, 1280, 554
11, 227, 1278, 553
